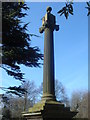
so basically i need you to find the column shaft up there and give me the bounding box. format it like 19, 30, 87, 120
42, 28, 55, 100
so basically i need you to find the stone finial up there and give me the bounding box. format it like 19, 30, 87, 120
39, 6, 59, 33
46, 6, 52, 13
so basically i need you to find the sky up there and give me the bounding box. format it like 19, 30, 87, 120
0, 2, 88, 99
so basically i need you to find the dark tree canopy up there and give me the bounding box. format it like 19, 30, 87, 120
1, 2, 43, 82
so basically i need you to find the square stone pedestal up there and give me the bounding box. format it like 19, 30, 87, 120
22, 100, 77, 120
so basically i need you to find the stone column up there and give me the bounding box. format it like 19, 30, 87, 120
22, 7, 77, 119
39, 7, 59, 101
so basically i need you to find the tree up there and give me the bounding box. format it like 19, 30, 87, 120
2, 2, 43, 80
37, 80, 69, 106
21, 80, 41, 111
1, 94, 12, 120
70, 91, 88, 118
1, 94, 26, 119
0, 94, 3, 120
8, 96, 26, 118
1, 2, 43, 94
1, 80, 41, 119
1, 80, 69, 119
55, 80, 69, 106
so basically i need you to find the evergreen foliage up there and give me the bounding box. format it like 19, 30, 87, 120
1, 2, 43, 82
0, 2, 43, 95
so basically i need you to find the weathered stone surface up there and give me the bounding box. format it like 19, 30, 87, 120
40, 6, 59, 101
22, 6, 77, 120
22, 99, 77, 120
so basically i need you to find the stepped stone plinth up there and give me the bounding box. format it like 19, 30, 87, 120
22, 99, 77, 120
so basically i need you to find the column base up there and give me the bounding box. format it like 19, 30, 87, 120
22, 99, 77, 120
42, 93, 56, 101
